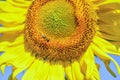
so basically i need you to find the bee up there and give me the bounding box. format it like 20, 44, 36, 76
41, 34, 50, 42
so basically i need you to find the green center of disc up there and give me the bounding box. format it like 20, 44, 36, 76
38, 0, 76, 38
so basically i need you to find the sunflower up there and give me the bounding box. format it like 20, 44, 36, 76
0, 0, 120, 80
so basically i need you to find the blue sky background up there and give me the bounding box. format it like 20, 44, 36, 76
0, 54, 120, 80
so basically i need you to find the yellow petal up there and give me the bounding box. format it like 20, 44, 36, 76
0, 44, 34, 79
97, 0, 120, 6
111, 41, 120, 49
7, 34, 24, 46
0, 34, 24, 51
0, 24, 24, 33
65, 65, 73, 80
7, 0, 33, 8
0, 13, 25, 26
22, 60, 43, 80
0, 24, 24, 42
34, 61, 50, 80
47, 64, 65, 80
71, 61, 84, 80
91, 43, 120, 75
118, 48, 120, 53
12, 54, 34, 79
0, 64, 6, 75
95, 63, 100, 70
93, 36, 120, 55
0, 41, 10, 51
0, 0, 32, 11
8, 73, 17, 80
0, 33, 21, 42
104, 60, 116, 77
0, 44, 26, 66
92, 67, 100, 80
0, 1, 28, 13
79, 46, 100, 80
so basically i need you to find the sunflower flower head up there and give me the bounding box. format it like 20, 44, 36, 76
24, 0, 97, 66
0, 0, 120, 80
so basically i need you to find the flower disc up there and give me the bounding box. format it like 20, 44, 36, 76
24, 0, 98, 64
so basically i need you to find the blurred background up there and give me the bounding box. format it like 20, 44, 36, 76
0, 54, 120, 80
